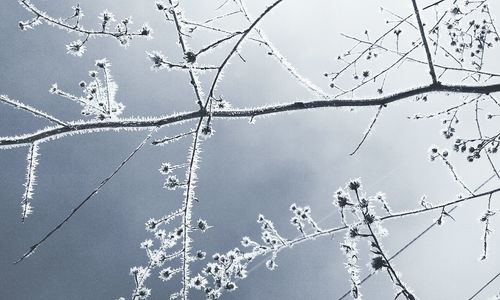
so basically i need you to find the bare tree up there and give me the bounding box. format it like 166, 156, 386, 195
1, 0, 500, 299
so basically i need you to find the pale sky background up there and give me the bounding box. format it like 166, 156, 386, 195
1, 0, 500, 299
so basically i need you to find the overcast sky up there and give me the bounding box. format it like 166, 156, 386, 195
1, 0, 500, 299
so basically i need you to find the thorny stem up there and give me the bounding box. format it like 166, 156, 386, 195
195, 32, 243, 57
152, 130, 196, 146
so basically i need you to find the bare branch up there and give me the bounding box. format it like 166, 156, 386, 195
410, 0, 438, 83
2, 82, 500, 148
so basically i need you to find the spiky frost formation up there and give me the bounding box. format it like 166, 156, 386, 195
179, 134, 202, 300
21, 143, 39, 221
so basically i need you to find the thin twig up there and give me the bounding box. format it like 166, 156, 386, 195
152, 130, 196, 146
14, 128, 158, 264
410, 0, 438, 83
350, 105, 384, 155
467, 270, 500, 300
167, 1, 205, 109
0, 95, 68, 127
234, 0, 330, 98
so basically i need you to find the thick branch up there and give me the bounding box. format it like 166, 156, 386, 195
1, 83, 500, 148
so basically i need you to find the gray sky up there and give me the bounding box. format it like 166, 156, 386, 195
1, 0, 500, 299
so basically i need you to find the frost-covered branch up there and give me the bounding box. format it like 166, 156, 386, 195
233, 0, 331, 98
18, 0, 152, 55
2, 82, 500, 149
202, 181, 500, 299
20, 142, 39, 222
0, 95, 68, 127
